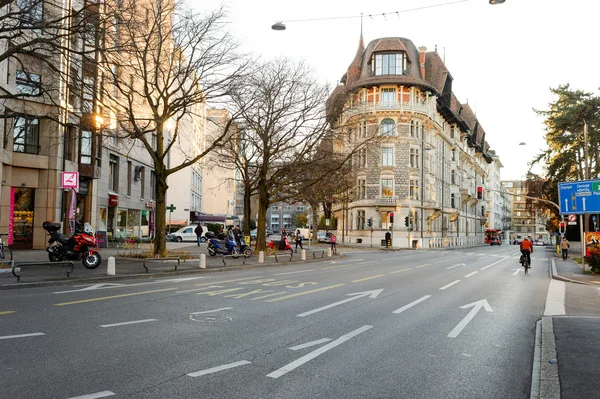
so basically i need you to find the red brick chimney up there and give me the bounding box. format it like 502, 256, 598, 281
418, 46, 427, 80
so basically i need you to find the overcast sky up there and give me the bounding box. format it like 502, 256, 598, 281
198, 0, 599, 180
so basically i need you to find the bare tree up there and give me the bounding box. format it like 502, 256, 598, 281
94, 0, 249, 255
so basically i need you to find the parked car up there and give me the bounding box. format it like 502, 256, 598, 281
317, 231, 333, 243
168, 225, 206, 243
250, 229, 269, 240
532, 240, 546, 246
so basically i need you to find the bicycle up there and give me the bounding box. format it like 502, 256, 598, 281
0, 233, 13, 261
519, 252, 530, 274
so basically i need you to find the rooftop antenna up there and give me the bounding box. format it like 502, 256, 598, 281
360, 13, 363, 38
443, 47, 446, 63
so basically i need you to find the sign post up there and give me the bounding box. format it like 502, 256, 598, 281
166, 204, 176, 234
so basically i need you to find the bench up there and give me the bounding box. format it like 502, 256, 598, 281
12, 261, 74, 282
143, 257, 180, 272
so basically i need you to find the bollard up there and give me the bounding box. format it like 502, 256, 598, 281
107, 256, 116, 276
327, 248, 332, 257
259, 251, 265, 264
301, 249, 306, 261
200, 254, 206, 269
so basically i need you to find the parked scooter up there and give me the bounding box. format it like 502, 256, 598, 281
267, 234, 294, 256
43, 221, 102, 269
206, 231, 241, 258
236, 236, 252, 258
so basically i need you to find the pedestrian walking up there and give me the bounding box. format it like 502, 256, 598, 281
194, 224, 203, 246
330, 233, 337, 253
294, 229, 303, 252
560, 237, 570, 261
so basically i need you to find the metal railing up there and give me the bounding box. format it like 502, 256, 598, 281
12, 261, 74, 282
143, 257, 180, 272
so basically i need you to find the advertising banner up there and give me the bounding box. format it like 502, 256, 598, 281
584, 231, 600, 256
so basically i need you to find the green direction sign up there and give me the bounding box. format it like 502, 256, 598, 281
593, 182, 600, 192
166, 204, 176, 212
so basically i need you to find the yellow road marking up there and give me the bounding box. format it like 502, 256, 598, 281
415, 264, 431, 268
194, 277, 263, 286
352, 274, 386, 283
265, 284, 345, 303
53, 288, 177, 306
390, 268, 412, 274
273, 269, 315, 276
323, 264, 352, 270
0, 311, 15, 315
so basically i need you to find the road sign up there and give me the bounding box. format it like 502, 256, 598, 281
568, 214, 577, 222
558, 180, 600, 214
61, 172, 79, 190
166, 204, 176, 212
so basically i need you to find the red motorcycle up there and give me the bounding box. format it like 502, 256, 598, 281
43, 221, 102, 269
267, 234, 294, 256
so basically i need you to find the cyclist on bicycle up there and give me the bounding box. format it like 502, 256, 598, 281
520, 235, 534, 266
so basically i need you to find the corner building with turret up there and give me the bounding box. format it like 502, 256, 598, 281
328, 36, 497, 248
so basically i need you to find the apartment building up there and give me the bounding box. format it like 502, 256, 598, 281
329, 36, 496, 248
501, 180, 548, 241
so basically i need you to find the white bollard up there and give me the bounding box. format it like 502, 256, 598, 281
259, 251, 265, 264
199, 254, 206, 269
327, 248, 332, 257
301, 249, 306, 261
107, 256, 115, 276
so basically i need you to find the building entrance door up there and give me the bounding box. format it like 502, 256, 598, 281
12, 187, 35, 249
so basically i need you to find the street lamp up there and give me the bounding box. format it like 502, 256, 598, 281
489, 0, 506, 4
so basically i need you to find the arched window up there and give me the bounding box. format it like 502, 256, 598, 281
380, 118, 395, 136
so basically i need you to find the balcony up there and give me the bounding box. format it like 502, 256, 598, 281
345, 101, 433, 118
350, 196, 399, 208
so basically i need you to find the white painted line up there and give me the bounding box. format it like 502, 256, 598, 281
544, 279, 566, 316
393, 295, 432, 314
480, 257, 509, 270
273, 269, 315, 276
289, 338, 332, 351
187, 360, 251, 377
439, 280, 461, 291
345, 258, 365, 263
68, 391, 115, 399
100, 319, 157, 328
0, 332, 45, 340
267, 325, 373, 379
465, 271, 478, 278
462, 353, 472, 357
446, 263, 466, 270
190, 307, 233, 315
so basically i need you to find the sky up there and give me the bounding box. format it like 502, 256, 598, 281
198, 0, 599, 180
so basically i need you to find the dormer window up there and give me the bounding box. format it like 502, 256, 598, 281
372, 53, 405, 76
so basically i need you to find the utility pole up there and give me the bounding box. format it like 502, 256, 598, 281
581, 120, 589, 270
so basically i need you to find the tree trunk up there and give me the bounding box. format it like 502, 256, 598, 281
243, 185, 252, 235
310, 200, 320, 245
255, 181, 270, 251
153, 178, 168, 256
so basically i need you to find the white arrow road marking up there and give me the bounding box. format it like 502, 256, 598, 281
100, 319, 157, 328
0, 332, 45, 340
393, 295, 432, 314
446, 263, 466, 270
190, 307, 233, 315
480, 257, 510, 270
297, 289, 383, 317
54, 277, 205, 294
187, 360, 252, 377
289, 338, 332, 351
511, 269, 524, 275
439, 280, 461, 290
447, 299, 493, 338
68, 391, 115, 399
267, 325, 373, 378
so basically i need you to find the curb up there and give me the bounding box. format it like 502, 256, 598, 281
0, 254, 345, 290
550, 258, 600, 287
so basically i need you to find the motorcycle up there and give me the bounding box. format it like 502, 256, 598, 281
206, 231, 241, 258
267, 234, 294, 256
43, 221, 102, 269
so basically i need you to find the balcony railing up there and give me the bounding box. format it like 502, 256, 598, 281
345, 101, 433, 118
376, 195, 397, 205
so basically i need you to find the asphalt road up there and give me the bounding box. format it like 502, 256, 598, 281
0, 245, 554, 399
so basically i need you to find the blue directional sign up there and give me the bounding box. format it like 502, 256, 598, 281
558, 179, 600, 215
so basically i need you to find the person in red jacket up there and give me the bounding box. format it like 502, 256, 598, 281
520, 235, 534, 266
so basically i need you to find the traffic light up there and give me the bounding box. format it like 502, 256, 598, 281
389, 212, 394, 224
560, 222, 565, 233
404, 216, 409, 227
477, 186, 483, 200
367, 217, 373, 227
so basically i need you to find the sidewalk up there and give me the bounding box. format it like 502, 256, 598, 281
550, 240, 600, 286
0, 242, 346, 289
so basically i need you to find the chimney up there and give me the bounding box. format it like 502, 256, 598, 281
418, 46, 427, 80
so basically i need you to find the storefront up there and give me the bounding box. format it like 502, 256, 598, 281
98, 197, 153, 246
10, 187, 35, 249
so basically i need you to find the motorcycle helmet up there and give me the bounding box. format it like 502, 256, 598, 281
83, 223, 95, 235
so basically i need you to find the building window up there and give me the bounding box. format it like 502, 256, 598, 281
79, 130, 92, 164
271, 206, 280, 211
358, 121, 367, 139
409, 179, 419, 200
127, 161, 132, 196
380, 118, 395, 136
451, 193, 455, 208
381, 179, 393, 197
410, 148, 420, 168
382, 147, 393, 166
16, 70, 41, 95
357, 210, 365, 230
19, 0, 44, 25
109, 154, 119, 192
140, 167, 145, 198
451, 170, 456, 184
410, 120, 422, 138
373, 53, 404, 75
357, 178, 366, 200
296, 206, 305, 211
283, 206, 292, 211
381, 88, 396, 105
13, 115, 39, 154
64, 125, 76, 162
358, 148, 367, 168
